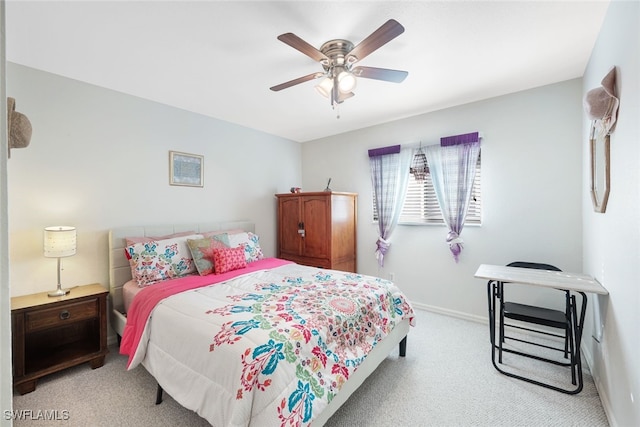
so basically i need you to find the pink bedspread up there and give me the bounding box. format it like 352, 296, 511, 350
119, 257, 293, 367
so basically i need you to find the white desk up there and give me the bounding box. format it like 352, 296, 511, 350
475, 264, 608, 295
475, 264, 607, 394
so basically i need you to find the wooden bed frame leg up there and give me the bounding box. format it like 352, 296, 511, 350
155, 384, 163, 405
399, 336, 407, 357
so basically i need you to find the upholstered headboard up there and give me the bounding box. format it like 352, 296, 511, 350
108, 221, 255, 337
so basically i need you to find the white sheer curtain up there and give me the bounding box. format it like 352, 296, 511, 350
425, 138, 481, 262
368, 145, 412, 267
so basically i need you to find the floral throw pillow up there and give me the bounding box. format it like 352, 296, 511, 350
187, 237, 226, 276
125, 234, 200, 286
212, 246, 247, 274
226, 232, 265, 263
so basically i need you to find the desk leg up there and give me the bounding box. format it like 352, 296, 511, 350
570, 292, 587, 394
487, 280, 500, 371
487, 281, 495, 343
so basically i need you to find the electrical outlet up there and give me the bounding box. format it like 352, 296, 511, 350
389, 272, 395, 281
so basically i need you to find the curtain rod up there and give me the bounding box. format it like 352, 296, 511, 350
369, 133, 483, 154
402, 132, 483, 149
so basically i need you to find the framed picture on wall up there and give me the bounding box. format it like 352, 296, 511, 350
169, 151, 204, 187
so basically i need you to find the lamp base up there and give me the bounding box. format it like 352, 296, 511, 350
48, 286, 70, 297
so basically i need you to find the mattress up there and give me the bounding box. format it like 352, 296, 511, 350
122, 280, 142, 314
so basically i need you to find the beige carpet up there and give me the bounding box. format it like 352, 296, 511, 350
12, 309, 609, 426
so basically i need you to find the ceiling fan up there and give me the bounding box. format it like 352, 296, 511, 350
270, 19, 408, 112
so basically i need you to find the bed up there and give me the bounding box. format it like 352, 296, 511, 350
109, 221, 414, 426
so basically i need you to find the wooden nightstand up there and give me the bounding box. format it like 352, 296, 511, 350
11, 283, 109, 394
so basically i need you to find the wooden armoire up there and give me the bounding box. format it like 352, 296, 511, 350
276, 192, 357, 273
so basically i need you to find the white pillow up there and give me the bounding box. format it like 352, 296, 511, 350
226, 232, 265, 263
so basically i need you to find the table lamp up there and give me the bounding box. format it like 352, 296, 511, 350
44, 226, 76, 297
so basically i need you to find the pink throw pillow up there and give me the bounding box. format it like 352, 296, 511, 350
213, 246, 247, 274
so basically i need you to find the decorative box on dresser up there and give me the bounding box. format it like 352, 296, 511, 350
11, 283, 109, 394
276, 191, 357, 273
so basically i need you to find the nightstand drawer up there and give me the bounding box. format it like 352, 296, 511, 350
25, 298, 98, 332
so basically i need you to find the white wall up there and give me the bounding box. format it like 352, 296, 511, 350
6, 63, 302, 298
581, 1, 640, 426
302, 79, 584, 320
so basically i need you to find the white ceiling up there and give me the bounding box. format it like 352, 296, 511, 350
6, 1, 610, 143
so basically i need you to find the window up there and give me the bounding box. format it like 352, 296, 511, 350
373, 152, 481, 225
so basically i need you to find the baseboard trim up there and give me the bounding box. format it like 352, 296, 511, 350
582, 340, 616, 426
411, 301, 487, 324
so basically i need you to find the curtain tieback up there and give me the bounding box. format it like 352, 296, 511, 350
446, 231, 463, 262
375, 237, 391, 267
446, 231, 463, 245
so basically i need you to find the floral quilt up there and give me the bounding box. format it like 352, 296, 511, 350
122, 260, 414, 426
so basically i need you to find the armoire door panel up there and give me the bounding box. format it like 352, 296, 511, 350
278, 197, 302, 257
302, 197, 329, 259
330, 196, 357, 261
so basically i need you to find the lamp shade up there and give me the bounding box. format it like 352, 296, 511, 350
44, 226, 76, 258
337, 71, 357, 93
314, 77, 334, 98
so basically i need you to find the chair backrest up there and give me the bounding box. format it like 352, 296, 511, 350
504, 261, 567, 303
506, 261, 561, 272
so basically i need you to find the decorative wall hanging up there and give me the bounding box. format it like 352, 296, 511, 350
169, 151, 204, 187
409, 143, 428, 181
583, 66, 619, 135
7, 97, 32, 158
583, 66, 618, 213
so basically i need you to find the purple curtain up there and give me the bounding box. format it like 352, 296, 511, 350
424, 133, 481, 262
368, 145, 411, 267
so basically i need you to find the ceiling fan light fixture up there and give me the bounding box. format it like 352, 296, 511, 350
337, 71, 357, 93
272, 20, 408, 114
314, 77, 333, 98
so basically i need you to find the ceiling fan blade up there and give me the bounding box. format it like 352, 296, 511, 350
270, 73, 323, 92
353, 66, 408, 83
347, 19, 405, 63
277, 33, 328, 63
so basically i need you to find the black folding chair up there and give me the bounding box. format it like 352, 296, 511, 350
487, 261, 584, 394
